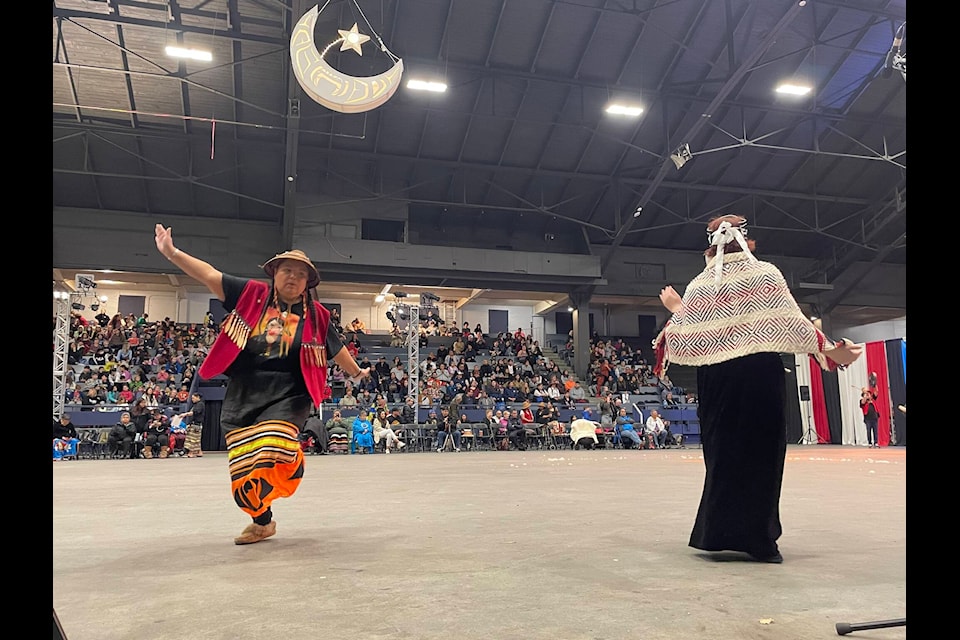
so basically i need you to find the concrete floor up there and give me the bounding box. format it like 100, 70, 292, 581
53, 445, 906, 640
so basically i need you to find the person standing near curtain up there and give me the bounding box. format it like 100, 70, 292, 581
654, 214, 863, 563
860, 387, 880, 448
154, 224, 370, 545
182, 392, 206, 458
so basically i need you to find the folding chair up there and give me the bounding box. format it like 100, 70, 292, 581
473, 425, 493, 451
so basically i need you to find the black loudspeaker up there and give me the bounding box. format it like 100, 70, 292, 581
799, 386, 810, 401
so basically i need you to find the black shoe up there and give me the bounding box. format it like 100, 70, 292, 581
748, 552, 783, 564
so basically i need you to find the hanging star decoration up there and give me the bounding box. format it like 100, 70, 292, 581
338, 23, 371, 56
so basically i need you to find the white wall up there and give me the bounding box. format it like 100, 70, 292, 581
836, 318, 907, 344
53, 290, 182, 325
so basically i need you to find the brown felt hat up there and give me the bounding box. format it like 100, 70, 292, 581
261, 249, 321, 288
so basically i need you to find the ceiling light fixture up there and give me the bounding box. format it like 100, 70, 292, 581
165, 46, 213, 62
605, 104, 644, 116
375, 295, 386, 303
775, 83, 811, 96
407, 79, 447, 92
633, 206, 643, 218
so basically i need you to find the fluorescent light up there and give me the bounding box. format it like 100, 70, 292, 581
775, 83, 811, 96
605, 104, 644, 116
407, 79, 447, 93
375, 295, 386, 303
165, 46, 212, 62
379, 284, 393, 295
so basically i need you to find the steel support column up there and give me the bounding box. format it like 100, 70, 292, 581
570, 293, 592, 383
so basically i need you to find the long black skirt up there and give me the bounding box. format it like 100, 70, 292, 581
689, 351, 786, 558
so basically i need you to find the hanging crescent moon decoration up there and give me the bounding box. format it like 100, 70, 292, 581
290, 4, 404, 114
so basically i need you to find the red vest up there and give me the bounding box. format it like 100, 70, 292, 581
199, 280, 332, 407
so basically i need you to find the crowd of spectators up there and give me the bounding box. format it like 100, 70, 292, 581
56, 306, 696, 457
57, 310, 213, 414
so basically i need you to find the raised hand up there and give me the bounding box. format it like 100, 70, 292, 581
827, 339, 863, 367
155, 223, 175, 259
659, 286, 683, 313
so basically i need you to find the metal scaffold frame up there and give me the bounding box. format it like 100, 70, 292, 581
53, 280, 103, 419
407, 304, 419, 423
52, 295, 71, 419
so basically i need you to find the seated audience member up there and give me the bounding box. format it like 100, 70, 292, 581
52, 414, 80, 461
387, 406, 409, 439
141, 410, 170, 459
569, 381, 587, 403
325, 409, 352, 454
302, 410, 329, 455
435, 407, 462, 452
616, 407, 642, 449
339, 387, 359, 408
569, 418, 600, 450
662, 391, 680, 408
168, 412, 188, 456
352, 409, 375, 453
373, 409, 405, 453
645, 410, 668, 449
107, 412, 136, 458
506, 409, 528, 451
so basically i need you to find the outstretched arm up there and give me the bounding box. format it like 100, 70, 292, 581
154, 224, 225, 301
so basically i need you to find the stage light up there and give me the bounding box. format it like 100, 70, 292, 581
775, 83, 811, 96
605, 103, 644, 117
670, 143, 692, 170
407, 79, 447, 92
166, 46, 212, 62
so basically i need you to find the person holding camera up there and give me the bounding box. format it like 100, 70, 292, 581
141, 410, 170, 459
860, 387, 880, 448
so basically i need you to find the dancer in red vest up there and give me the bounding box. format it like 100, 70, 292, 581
154, 224, 370, 545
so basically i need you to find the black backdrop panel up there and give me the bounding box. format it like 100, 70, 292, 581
885, 338, 907, 446
781, 353, 802, 443
820, 369, 843, 444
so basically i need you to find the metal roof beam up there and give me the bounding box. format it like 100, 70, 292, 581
600, 1, 807, 273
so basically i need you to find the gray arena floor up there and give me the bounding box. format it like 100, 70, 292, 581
53, 445, 906, 640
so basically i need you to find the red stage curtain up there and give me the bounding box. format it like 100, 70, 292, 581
865, 341, 892, 446
808, 356, 832, 443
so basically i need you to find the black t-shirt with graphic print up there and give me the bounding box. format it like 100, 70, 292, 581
216, 274, 345, 432
221, 274, 343, 375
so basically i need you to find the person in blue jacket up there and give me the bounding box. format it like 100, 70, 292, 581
352, 409, 374, 453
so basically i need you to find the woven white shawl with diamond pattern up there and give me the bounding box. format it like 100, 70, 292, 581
654, 252, 829, 373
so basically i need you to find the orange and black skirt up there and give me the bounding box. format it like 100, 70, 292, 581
225, 419, 305, 519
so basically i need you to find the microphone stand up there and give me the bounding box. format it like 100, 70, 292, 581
798, 398, 823, 445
